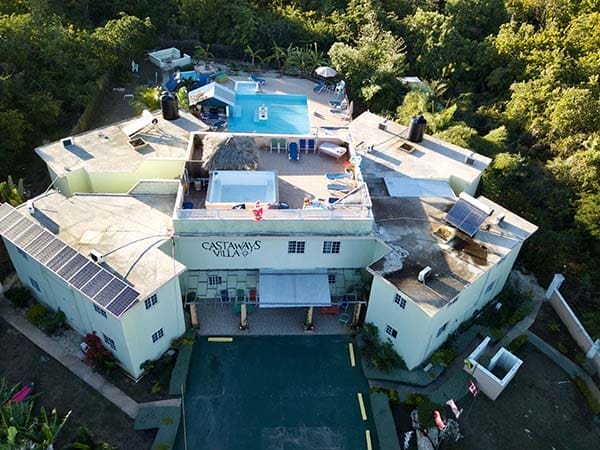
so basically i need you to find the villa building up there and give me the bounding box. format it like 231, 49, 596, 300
0, 76, 536, 377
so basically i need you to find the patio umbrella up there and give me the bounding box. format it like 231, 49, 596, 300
201, 134, 259, 171
315, 66, 337, 78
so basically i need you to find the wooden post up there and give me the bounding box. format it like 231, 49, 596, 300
352, 303, 362, 328
190, 303, 199, 329
240, 303, 248, 330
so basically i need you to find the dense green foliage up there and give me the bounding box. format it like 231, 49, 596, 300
1, 0, 599, 330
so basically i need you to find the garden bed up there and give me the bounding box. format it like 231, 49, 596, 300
531, 302, 583, 365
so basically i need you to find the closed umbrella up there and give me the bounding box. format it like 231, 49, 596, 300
315, 66, 337, 78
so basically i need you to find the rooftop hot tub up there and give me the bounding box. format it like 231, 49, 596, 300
206, 171, 278, 209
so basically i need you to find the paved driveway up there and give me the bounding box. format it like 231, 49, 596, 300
175, 335, 378, 450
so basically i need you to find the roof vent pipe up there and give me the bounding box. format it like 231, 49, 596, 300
418, 266, 432, 283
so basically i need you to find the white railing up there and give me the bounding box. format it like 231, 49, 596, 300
176, 206, 372, 221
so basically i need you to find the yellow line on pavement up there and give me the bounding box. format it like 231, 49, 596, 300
357, 393, 367, 421
348, 343, 356, 367
207, 337, 233, 342
365, 430, 372, 450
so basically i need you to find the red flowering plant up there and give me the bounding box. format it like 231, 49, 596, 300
83, 333, 118, 376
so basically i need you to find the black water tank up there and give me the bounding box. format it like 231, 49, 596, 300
161, 92, 179, 121
407, 114, 427, 143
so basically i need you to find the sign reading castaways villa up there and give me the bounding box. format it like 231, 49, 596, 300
201, 240, 262, 258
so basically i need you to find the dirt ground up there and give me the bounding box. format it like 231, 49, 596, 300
0, 317, 154, 449
391, 344, 599, 450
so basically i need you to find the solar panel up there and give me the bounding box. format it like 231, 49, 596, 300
3, 218, 32, 241
94, 278, 127, 306
0, 202, 13, 220
106, 286, 139, 316
446, 198, 489, 237
81, 270, 113, 298
0, 211, 24, 234
13, 223, 44, 247
69, 261, 102, 288
57, 254, 89, 281
24, 231, 55, 255
35, 239, 66, 264
47, 246, 77, 272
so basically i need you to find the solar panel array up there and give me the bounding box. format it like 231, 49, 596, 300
0, 203, 140, 317
446, 198, 490, 237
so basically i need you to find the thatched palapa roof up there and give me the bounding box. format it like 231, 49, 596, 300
201, 134, 259, 171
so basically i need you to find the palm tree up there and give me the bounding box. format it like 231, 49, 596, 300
243, 45, 264, 70
193, 44, 214, 70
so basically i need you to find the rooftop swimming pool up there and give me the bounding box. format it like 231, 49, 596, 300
228, 92, 310, 135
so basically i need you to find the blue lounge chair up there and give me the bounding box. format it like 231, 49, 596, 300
212, 119, 227, 130
249, 74, 266, 85
288, 142, 300, 160
329, 99, 347, 109
299, 139, 307, 152
307, 139, 316, 153
313, 81, 326, 93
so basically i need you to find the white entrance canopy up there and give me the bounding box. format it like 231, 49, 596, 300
259, 269, 331, 308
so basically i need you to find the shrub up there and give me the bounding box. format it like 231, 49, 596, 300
140, 359, 155, 372
26, 304, 50, 326
42, 309, 65, 335
83, 333, 118, 376
507, 335, 528, 353
557, 342, 569, 354
431, 346, 459, 367
171, 335, 194, 350
4, 286, 31, 308
573, 377, 600, 414
25, 304, 65, 335
360, 323, 406, 372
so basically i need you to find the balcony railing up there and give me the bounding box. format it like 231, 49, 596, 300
175, 206, 372, 221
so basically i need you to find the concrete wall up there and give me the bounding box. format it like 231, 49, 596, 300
173, 214, 374, 235
174, 235, 379, 271
549, 288, 600, 375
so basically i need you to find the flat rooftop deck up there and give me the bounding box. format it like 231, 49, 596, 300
35, 111, 202, 176
25, 191, 184, 299
350, 111, 491, 188
184, 145, 357, 210
370, 196, 537, 315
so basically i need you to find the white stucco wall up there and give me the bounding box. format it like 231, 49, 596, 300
2, 237, 184, 378
366, 242, 524, 369
120, 278, 186, 379
174, 235, 380, 271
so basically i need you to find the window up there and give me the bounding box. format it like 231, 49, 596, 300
17, 248, 28, 259
151, 328, 164, 343
29, 277, 40, 292
385, 324, 398, 339
485, 282, 495, 294
103, 334, 116, 351
323, 241, 341, 254
328, 274, 336, 284
437, 322, 449, 338
393, 294, 407, 309
94, 304, 107, 318
208, 275, 222, 286
287, 241, 305, 254
144, 294, 159, 310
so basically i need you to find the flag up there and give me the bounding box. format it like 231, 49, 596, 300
468, 380, 479, 397
446, 398, 463, 419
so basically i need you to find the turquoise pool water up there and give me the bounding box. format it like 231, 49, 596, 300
228, 93, 310, 135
